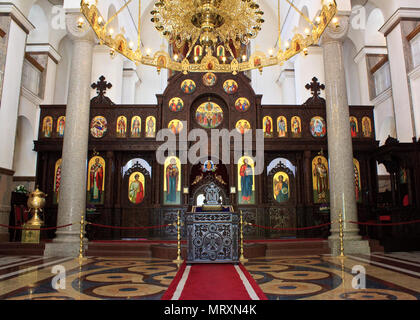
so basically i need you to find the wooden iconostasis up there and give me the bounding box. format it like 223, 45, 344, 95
35, 73, 379, 241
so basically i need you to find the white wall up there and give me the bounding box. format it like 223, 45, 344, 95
409, 66, 420, 140
343, 39, 361, 105
54, 36, 73, 104
13, 114, 37, 177
372, 88, 396, 146
0, 20, 27, 170
91, 45, 124, 104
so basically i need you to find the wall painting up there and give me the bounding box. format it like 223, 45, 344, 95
312, 155, 329, 203
164, 156, 181, 205
90, 116, 108, 138
87, 156, 105, 205
273, 171, 290, 203
129, 172, 145, 204
196, 101, 224, 129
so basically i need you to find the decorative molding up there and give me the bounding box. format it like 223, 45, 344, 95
24, 53, 44, 72
91, 75, 115, 106
13, 176, 36, 182
406, 23, 420, 42
21, 86, 42, 106
0, 4, 35, 34
0, 167, 14, 176
408, 64, 420, 81
25, 43, 62, 64
371, 87, 393, 106
123, 161, 151, 178
370, 56, 389, 74
354, 46, 388, 64
379, 8, 420, 37
303, 77, 326, 106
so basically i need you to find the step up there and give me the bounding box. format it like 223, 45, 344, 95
266, 248, 331, 257
86, 243, 153, 257
150, 243, 267, 260
0, 242, 45, 256
87, 243, 152, 251
265, 241, 329, 250
86, 250, 152, 258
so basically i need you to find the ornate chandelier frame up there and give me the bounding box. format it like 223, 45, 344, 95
80, 0, 337, 74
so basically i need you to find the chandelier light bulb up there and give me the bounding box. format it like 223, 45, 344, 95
304, 28, 310, 35
242, 55, 247, 62
109, 28, 114, 35
316, 16, 321, 24
146, 48, 151, 55
129, 41, 134, 49
174, 54, 178, 61
285, 41, 290, 49
77, 17, 85, 28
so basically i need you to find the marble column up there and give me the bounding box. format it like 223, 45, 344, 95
44, 14, 95, 257
321, 17, 370, 255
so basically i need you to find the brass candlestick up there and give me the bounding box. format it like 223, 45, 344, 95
173, 211, 184, 265
79, 214, 86, 260
338, 212, 345, 258
239, 210, 248, 263
26, 188, 47, 226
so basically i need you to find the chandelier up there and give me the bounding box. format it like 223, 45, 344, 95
80, 0, 337, 74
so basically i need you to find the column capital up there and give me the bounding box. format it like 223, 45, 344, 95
65, 12, 95, 43
321, 15, 350, 45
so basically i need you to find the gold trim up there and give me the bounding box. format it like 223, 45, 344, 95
81, 0, 337, 74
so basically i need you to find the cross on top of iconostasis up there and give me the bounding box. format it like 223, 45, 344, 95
305, 77, 325, 99
91, 76, 112, 97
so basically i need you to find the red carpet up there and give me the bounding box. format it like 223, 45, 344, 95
162, 263, 267, 300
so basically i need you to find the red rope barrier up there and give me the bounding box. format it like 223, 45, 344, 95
247, 222, 332, 231
87, 223, 172, 230
0, 223, 74, 231
348, 219, 420, 227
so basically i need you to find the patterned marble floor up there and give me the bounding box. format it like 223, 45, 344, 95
0, 252, 419, 300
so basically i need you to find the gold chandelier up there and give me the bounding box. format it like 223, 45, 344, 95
80, 0, 337, 74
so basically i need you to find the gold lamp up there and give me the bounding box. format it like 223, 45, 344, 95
22, 187, 47, 244
26, 188, 47, 226
81, 0, 337, 74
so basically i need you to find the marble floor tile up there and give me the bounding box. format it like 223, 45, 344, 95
0, 253, 419, 300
